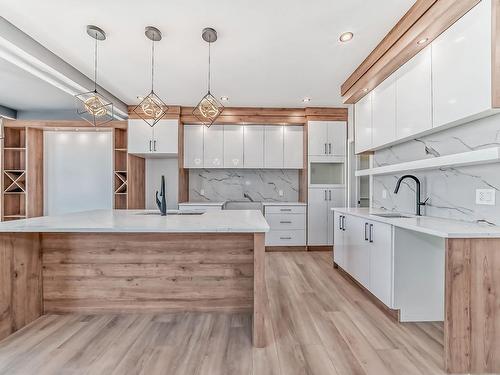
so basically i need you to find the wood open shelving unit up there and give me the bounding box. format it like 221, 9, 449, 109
113, 128, 128, 209
2, 127, 43, 221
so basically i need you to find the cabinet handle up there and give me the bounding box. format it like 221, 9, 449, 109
324, 143, 327, 154
280, 208, 292, 212
329, 143, 332, 154
280, 221, 292, 224
324, 190, 327, 201
342, 216, 346, 231
153, 140, 157, 151
280, 237, 292, 240
369, 224, 374, 243
149, 140, 152, 152
364, 222, 369, 241
339, 216, 343, 230
329, 190, 332, 201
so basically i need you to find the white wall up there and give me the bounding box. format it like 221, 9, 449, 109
145, 158, 179, 210
44, 131, 113, 216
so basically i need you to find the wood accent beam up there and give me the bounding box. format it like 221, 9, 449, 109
127, 155, 145, 209
178, 120, 189, 203
26, 128, 43, 218
445, 238, 500, 374
304, 107, 348, 121
253, 233, 266, 348
127, 105, 181, 120
341, 0, 480, 104
4, 119, 127, 129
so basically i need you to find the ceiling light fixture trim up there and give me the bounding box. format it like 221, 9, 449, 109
193, 27, 224, 127
339, 31, 354, 42
132, 26, 168, 127
74, 25, 115, 126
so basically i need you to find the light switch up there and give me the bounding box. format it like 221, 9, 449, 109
278, 190, 284, 197
476, 189, 495, 205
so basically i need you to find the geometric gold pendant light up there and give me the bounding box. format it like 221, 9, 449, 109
132, 26, 168, 127
75, 25, 114, 126
192, 27, 224, 127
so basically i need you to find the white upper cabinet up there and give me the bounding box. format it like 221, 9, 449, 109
151, 119, 178, 154
128, 120, 153, 154
327, 121, 346, 156
203, 125, 224, 168
283, 126, 303, 168
432, 0, 491, 128
223, 125, 244, 168
308, 121, 329, 156
264, 126, 284, 168
128, 119, 178, 155
396, 46, 432, 139
372, 75, 396, 148
243, 126, 265, 168
354, 93, 373, 153
184, 125, 204, 168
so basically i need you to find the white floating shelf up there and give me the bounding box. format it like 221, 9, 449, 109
355, 147, 500, 176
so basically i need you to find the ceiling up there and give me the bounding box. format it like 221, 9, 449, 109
0, 0, 415, 111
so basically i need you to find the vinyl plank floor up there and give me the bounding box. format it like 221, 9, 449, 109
0, 252, 445, 375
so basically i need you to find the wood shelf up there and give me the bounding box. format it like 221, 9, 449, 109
113, 128, 128, 209
355, 147, 500, 176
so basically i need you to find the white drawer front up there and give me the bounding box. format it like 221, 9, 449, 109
265, 205, 306, 214
178, 205, 222, 212
266, 230, 306, 246
265, 213, 305, 231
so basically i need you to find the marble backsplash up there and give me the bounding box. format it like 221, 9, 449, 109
189, 169, 299, 202
372, 113, 500, 225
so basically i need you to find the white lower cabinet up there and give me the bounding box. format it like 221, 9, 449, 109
308, 187, 345, 246
334, 212, 394, 308
264, 204, 306, 246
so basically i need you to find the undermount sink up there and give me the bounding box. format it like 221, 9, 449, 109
136, 211, 204, 216
372, 213, 412, 219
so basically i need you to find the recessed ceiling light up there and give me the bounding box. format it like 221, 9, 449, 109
302, 97, 311, 103
339, 32, 354, 43
220, 96, 229, 101
417, 38, 428, 45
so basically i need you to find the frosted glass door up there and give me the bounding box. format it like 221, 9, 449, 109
44, 131, 113, 216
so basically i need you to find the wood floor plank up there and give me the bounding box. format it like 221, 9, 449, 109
0, 252, 446, 375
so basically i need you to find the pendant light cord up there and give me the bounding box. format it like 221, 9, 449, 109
151, 38, 155, 92
208, 41, 211, 93
93, 34, 98, 92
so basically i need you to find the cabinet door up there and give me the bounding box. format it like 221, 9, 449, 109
243, 126, 264, 168
343, 215, 369, 288
327, 121, 346, 156
432, 0, 491, 128
223, 125, 244, 168
127, 119, 153, 154
264, 126, 284, 168
354, 93, 372, 153
372, 75, 396, 148
307, 188, 328, 245
152, 119, 178, 154
308, 121, 328, 156
333, 212, 345, 268
327, 188, 346, 245
396, 46, 432, 139
283, 126, 303, 168
203, 125, 224, 168
368, 220, 393, 307
183, 125, 204, 168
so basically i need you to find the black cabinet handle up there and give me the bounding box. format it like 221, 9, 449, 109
364, 222, 369, 241
280, 221, 292, 224
329, 143, 332, 154
369, 224, 374, 243
324, 190, 327, 201
329, 190, 332, 201
149, 140, 152, 152
280, 208, 292, 212
339, 216, 343, 230
342, 216, 346, 231
280, 237, 292, 240
153, 140, 157, 151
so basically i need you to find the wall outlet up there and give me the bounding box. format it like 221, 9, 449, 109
382, 189, 387, 199
476, 189, 495, 205
278, 190, 284, 197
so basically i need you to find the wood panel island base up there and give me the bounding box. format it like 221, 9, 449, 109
0, 210, 269, 348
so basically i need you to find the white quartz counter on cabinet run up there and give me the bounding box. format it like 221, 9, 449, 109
332, 207, 500, 238
0, 209, 270, 233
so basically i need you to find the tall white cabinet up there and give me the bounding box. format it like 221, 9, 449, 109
308, 121, 346, 157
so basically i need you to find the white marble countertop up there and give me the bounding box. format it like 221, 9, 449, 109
261, 202, 307, 206
178, 202, 226, 206
332, 207, 500, 238
0, 209, 270, 233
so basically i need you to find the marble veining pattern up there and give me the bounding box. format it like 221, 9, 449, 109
189, 169, 299, 202
372, 113, 500, 225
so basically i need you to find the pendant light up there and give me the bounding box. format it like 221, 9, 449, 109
192, 27, 224, 127
132, 26, 168, 126
75, 25, 114, 126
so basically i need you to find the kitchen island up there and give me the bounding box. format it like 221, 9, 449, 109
0, 209, 270, 347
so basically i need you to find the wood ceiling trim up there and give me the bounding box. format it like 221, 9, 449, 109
3, 120, 127, 129
341, 0, 480, 104
341, 0, 438, 96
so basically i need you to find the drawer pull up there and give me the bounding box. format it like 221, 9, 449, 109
280, 236, 292, 240
280, 221, 292, 224
280, 208, 292, 212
